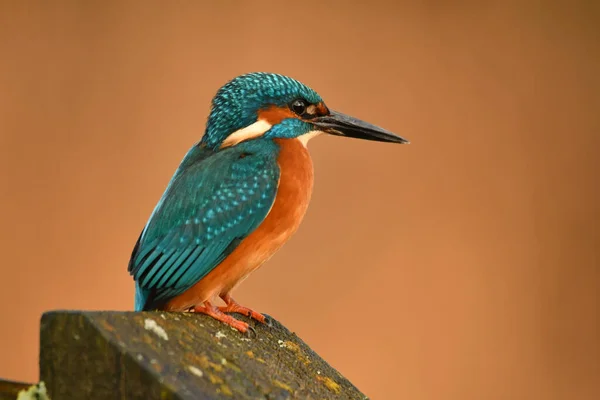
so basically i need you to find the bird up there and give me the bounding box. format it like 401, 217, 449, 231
128, 72, 409, 334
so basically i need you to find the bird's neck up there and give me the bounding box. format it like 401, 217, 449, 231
273, 137, 314, 207
274, 137, 313, 175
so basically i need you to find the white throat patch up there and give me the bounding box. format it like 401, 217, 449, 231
297, 130, 323, 147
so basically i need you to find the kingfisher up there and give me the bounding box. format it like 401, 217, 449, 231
128, 72, 408, 334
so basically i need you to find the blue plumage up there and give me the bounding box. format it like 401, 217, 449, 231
129, 139, 281, 310
203, 72, 322, 149
264, 118, 314, 140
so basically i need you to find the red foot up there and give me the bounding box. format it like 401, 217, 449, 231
193, 301, 251, 333
218, 294, 269, 325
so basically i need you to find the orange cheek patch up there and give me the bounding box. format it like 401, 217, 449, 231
258, 106, 297, 125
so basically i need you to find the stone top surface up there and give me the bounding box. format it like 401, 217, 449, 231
40, 311, 368, 400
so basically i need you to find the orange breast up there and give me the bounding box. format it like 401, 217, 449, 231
165, 138, 314, 310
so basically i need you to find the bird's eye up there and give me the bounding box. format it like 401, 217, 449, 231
290, 99, 308, 115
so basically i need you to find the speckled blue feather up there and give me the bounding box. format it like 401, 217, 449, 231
129, 139, 281, 310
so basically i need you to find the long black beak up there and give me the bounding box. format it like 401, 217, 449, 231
313, 110, 409, 144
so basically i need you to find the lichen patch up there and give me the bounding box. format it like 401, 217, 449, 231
17, 382, 50, 400
218, 384, 233, 396
144, 318, 169, 341
215, 330, 227, 339
187, 365, 204, 377
272, 379, 294, 393
317, 376, 341, 394
207, 373, 223, 384
280, 340, 311, 365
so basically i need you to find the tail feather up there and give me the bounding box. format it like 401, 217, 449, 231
134, 282, 150, 311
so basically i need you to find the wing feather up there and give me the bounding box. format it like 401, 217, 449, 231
129, 141, 280, 310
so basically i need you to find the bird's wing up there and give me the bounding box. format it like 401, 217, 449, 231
128, 143, 280, 310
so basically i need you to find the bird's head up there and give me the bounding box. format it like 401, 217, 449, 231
201, 72, 409, 149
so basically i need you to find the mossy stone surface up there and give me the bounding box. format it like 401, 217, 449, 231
40, 311, 368, 399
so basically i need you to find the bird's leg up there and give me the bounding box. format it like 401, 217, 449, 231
218, 294, 269, 325
193, 301, 254, 334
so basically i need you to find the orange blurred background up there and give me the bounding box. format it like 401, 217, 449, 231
0, 1, 598, 399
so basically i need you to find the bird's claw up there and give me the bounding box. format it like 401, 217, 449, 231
244, 325, 257, 338
263, 315, 273, 327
